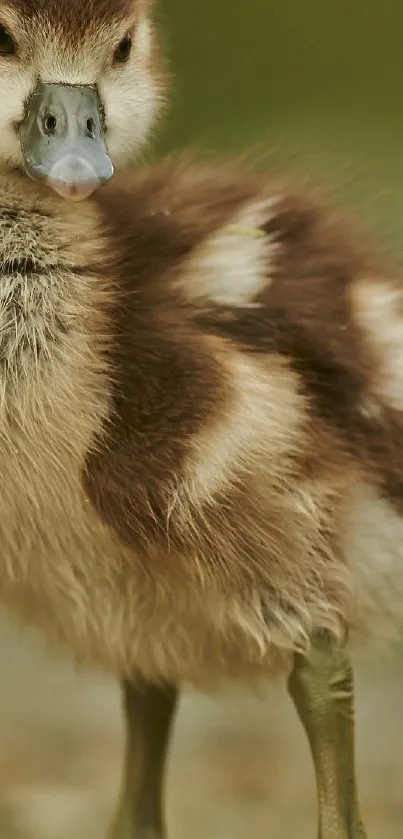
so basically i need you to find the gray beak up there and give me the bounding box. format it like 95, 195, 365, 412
20, 83, 114, 201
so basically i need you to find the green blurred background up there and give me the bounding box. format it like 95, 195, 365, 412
153, 0, 403, 248
2, 3, 403, 837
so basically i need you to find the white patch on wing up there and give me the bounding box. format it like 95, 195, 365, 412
182, 351, 302, 505
181, 198, 280, 308
352, 277, 403, 412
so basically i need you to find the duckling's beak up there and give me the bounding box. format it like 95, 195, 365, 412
20, 83, 114, 201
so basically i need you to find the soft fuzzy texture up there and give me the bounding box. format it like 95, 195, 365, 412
0, 159, 401, 691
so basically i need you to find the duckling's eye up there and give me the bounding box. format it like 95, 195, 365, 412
0, 25, 16, 56
113, 33, 132, 64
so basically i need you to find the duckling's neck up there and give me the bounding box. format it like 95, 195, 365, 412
0, 170, 104, 387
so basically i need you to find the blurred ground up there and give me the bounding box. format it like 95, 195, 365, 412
0, 618, 401, 839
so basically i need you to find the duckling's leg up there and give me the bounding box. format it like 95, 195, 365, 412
288, 632, 367, 839
109, 681, 178, 839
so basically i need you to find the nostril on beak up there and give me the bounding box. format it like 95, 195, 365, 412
85, 117, 96, 139
43, 113, 58, 136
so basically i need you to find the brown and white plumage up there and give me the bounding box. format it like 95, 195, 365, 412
0, 157, 400, 676
0, 1, 399, 837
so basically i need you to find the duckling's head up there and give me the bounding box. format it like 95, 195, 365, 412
0, 0, 164, 200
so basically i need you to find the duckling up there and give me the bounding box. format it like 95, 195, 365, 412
0, 1, 400, 838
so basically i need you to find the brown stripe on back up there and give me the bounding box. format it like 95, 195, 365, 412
94, 159, 268, 293
85, 162, 268, 549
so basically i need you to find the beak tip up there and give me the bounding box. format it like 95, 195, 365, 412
46, 178, 101, 202
45, 154, 113, 201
